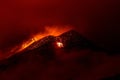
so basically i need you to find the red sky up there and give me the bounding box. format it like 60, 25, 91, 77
0, 0, 120, 53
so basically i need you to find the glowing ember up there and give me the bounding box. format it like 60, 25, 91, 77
56, 42, 64, 48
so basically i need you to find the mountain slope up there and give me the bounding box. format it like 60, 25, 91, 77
0, 30, 119, 80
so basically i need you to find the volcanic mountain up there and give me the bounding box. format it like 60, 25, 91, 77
0, 30, 119, 80
20, 30, 108, 54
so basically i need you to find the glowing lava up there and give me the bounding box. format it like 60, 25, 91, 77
12, 26, 72, 53
56, 42, 64, 48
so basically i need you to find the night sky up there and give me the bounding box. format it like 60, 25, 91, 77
0, 0, 120, 53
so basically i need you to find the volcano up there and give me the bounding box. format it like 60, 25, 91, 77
0, 30, 119, 80
21, 30, 107, 53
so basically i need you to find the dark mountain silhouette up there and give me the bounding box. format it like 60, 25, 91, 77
0, 30, 119, 80
0, 30, 110, 71
23, 30, 108, 53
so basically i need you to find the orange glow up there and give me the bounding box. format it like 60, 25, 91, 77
56, 42, 64, 48
12, 25, 72, 53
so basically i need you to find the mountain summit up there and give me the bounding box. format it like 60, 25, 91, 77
0, 30, 119, 80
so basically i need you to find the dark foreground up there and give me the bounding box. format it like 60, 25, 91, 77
0, 30, 120, 80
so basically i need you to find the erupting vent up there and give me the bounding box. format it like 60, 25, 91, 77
17, 30, 107, 53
